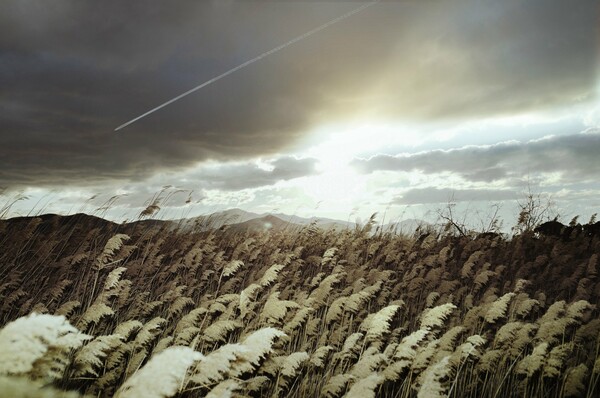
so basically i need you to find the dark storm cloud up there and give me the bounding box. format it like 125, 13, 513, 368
0, 0, 597, 187
394, 187, 519, 205
352, 130, 600, 183
186, 156, 319, 191
0, 0, 332, 187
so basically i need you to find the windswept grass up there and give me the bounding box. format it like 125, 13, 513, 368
1, 213, 600, 397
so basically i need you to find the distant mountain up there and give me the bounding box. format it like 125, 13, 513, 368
161, 209, 429, 235
211, 208, 261, 224
1, 213, 117, 234
177, 209, 354, 232
175, 208, 261, 231
1, 209, 428, 236
256, 213, 429, 235
225, 214, 300, 233
122, 205, 428, 235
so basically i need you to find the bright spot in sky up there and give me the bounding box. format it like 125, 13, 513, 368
303, 121, 421, 172
288, 121, 420, 204
294, 168, 367, 204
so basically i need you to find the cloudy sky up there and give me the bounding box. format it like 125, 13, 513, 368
1, 0, 599, 227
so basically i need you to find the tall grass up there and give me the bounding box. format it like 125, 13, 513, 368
0, 212, 599, 397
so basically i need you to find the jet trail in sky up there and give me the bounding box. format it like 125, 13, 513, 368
115, 1, 378, 131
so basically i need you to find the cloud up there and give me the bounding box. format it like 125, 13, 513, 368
393, 187, 519, 205
185, 156, 319, 191
1, 155, 319, 217
0, 0, 596, 188
120, 155, 318, 203
584, 106, 600, 128
353, 130, 600, 184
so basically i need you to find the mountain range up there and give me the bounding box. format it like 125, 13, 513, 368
0, 208, 428, 236
175, 208, 427, 234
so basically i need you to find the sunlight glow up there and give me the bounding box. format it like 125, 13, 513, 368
288, 121, 425, 206
303, 121, 421, 173
293, 169, 367, 203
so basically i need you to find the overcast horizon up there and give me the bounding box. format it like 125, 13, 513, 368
1, 0, 599, 228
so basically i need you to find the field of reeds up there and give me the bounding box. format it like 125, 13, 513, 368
1, 212, 600, 397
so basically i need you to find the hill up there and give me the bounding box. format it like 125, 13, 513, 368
225, 214, 298, 233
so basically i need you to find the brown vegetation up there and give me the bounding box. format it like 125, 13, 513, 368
1, 213, 599, 397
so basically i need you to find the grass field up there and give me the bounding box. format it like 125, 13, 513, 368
1, 212, 599, 397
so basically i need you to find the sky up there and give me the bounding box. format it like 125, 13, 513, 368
1, 0, 599, 228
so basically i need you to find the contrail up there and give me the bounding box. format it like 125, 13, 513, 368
115, 1, 378, 131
